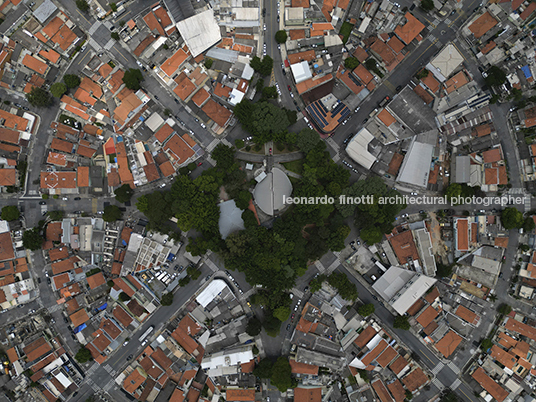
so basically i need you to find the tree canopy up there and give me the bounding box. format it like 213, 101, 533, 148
102, 205, 122, 222
1, 206, 19, 221
327, 272, 358, 301
114, 184, 134, 203
74, 346, 92, 363
498, 304, 512, 315
50, 83, 67, 98
501, 207, 524, 229
161, 292, 173, 306
296, 128, 321, 153
344, 57, 359, 70
393, 315, 410, 330
253, 358, 273, 378
420, 0, 434, 11
122, 68, 144, 90
76, 0, 89, 12
275, 30, 288, 43
22, 228, 43, 250
211, 144, 236, 171
64, 74, 81, 88
270, 357, 293, 392
337, 176, 405, 245
358, 303, 375, 317
26, 87, 53, 107
485, 66, 507, 87
250, 56, 273, 76
234, 100, 290, 144
246, 317, 262, 336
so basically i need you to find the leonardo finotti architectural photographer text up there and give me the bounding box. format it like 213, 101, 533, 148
283, 194, 525, 207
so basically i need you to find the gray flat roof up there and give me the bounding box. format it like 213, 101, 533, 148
253, 168, 293, 216
33, 0, 57, 23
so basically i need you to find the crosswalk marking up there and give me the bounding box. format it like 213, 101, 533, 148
431, 377, 445, 391
448, 361, 461, 374
431, 362, 444, 375
315, 260, 326, 273
450, 379, 461, 390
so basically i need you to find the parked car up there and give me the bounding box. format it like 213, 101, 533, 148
74, 197, 81, 200
39, 201, 46, 205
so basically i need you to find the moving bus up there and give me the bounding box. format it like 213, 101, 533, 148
139, 325, 154, 343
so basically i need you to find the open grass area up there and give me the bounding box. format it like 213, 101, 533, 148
339, 22, 354, 44
282, 159, 304, 175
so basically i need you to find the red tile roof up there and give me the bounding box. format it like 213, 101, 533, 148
472, 367, 508, 402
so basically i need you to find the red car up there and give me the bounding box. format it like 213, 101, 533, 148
269, 148, 272, 155
198, 162, 203, 166
288, 85, 292, 91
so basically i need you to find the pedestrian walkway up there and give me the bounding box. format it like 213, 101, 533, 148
325, 258, 341, 274
447, 361, 461, 375
431, 362, 444, 375
450, 378, 461, 390
431, 377, 445, 391
291, 288, 304, 298
204, 258, 219, 273
314, 260, 325, 273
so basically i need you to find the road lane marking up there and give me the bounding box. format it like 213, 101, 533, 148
114, 46, 129, 62
77, 10, 90, 25
419, 347, 436, 364
77, 51, 90, 65
459, 387, 478, 402
383, 80, 395, 92
411, 39, 439, 65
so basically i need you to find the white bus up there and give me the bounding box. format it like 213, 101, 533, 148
139, 325, 154, 343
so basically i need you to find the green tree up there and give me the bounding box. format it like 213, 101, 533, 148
498, 304, 512, 315
63, 74, 81, 88
393, 315, 410, 330
327, 272, 358, 301
405, 390, 414, 401
1, 206, 19, 221
275, 30, 288, 43
262, 86, 278, 99
187, 265, 202, 280
273, 306, 290, 322
74, 346, 93, 363
420, 0, 434, 11
416, 69, 429, 79
522, 217, 535, 232
111, 32, 120, 40
310, 274, 326, 293
480, 339, 493, 350
440, 390, 458, 402
485, 66, 507, 87
161, 292, 173, 306
122, 68, 143, 90
114, 184, 134, 203
358, 303, 375, 317
102, 205, 122, 222
253, 358, 273, 378
360, 226, 384, 245
107, 280, 114, 287
344, 57, 360, 70
501, 207, 524, 229
26, 87, 53, 107
118, 292, 130, 302
246, 317, 262, 336
235, 139, 245, 149
22, 228, 43, 250
136, 194, 149, 213
109, 2, 117, 11
270, 357, 293, 392
47, 210, 64, 221
211, 144, 236, 171
250, 56, 273, 76
50, 82, 67, 98
263, 313, 282, 337
204, 58, 213, 69
296, 128, 321, 153
76, 0, 89, 12
179, 276, 191, 286
436, 263, 453, 278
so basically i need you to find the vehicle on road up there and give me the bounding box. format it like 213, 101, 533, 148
39, 201, 46, 205
74, 197, 81, 200
139, 325, 154, 343
126, 354, 133, 361
396, 85, 402, 92
286, 324, 291, 331
362, 118, 368, 124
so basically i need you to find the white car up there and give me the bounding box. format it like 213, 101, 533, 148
159, 183, 166, 188
62, 197, 68, 201
200, 123, 206, 129
263, 24, 266, 31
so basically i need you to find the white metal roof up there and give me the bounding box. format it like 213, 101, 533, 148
291, 61, 312, 84
218, 200, 245, 239
345, 128, 377, 169
176, 9, 221, 57
196, 279, 227, 307
396, 138, 433, 188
